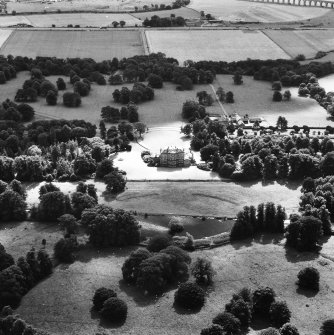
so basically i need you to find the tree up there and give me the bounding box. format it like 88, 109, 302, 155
54, 238, 77, 263
104, 171, 126, 194
0, 244, 14, 272
37, 249, 53, 277
320, 319, 334, 335
86, 207, 140, 247
233, 72, 243, 85
0, 156, 15, 181
93, 287, 117, 311
269, 301, 291, 328
0, 190, 27, 222
147, 234, 171, 252
182, 100, 206, 120
280, 323, 300, 335
100, 297, 127, 322
120, 20, 126, 27
321, 152, 334, 176
201, 325, 225, 335
17, 103, 35, 122
225, 91, 234, 103
283, 90, 291, 101
46, 90, 57, 105
73, 155, 96, 177
298, 215, 323, 251
148, 74, 163, 88
71, 192, 97, 218
56, 78, 66, 90
253, 287, 276, 316
134, 122, 146, 138
58, 214, 78, 236
96, 159, 114, 179
272, 81, 282, 91
122, 248, 152, 283
63, 92, 81, 107
8, 179, 26, 199
191, 257, 215, 285
212, 312, 241, 335
297, 267, 319, 291
273, 91, 283, 102
174, 282, 205, 310
277, 116, 288, 131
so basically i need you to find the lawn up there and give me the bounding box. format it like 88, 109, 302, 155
145, 30, 290, 64
0, 13, 142, 27
0, 30, 144, 61
1, 232, 331, 335
187, 0, 328, 22
264, 29, 334, 59
214, 74, 333, 127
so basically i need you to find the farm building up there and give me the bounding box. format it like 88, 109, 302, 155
159, 147, 191, 168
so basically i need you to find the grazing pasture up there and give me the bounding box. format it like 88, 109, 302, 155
1, 234, 330, 335
145, 30, 290, 63
264, 29, 334, 59
0, 30, 144, 60
215, 75, 333, 127
187, 0, 328, 22
0, 13, 142, 27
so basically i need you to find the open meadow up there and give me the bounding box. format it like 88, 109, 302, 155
215, 75, 333, 127
264, 29, 334, 59
0, 13, 142, 27
145, 30, 290, 64
0, 227, 332, 335
187, 0, 329, 22
0, 30, 144, 60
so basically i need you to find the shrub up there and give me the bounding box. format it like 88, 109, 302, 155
297, 267, 319, 290
191, 257, 215, 285
253, 287, 276, 316
100, 297, 127, 322
174, 282, 205, 310
200, 324, 225, 335
147, 234, 171, 252
269, 301, 291, 328
53, 238, 76, 263
212, 312, 241, 335
280, 323, 300, 335
320, 319, 334, 335
93, 287, 117, 311
259, 328, 280, 335
168, 219, 184, 235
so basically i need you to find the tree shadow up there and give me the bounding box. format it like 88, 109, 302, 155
251, 316, 271, 331
118, 279, 159, 307
172, 302, 203, 315
253, 233, 284, 245
296, 286, 319, 298
99, 316, 126, 329
284, 245, 319, 263
90, 306, 100, 320
230, 237, 253, 250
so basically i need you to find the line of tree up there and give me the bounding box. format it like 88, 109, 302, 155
143, 14, 186, 27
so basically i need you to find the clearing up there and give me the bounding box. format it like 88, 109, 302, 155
145, 29, 290, 64
0, 230, 332, 335
264, 29, 334, 59
215, 74, 333, 127
0, 30, 144, 61
187, 0, 329, 22
0, 13, 142, 27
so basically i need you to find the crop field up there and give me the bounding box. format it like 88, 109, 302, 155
145, 30, 290, 63
0, 232, 330, 335
0, 30, 144, 60
7, 0, 168, 13
132, 7, 201, 19
264, 29, 334, 59
187, 0, 329, 22
0, 13, 142, 27
215, 75, 333, 127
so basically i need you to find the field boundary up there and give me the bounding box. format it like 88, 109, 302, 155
259, 30, 293, 59
140, 29, 150, 55
0, 29, 14, 53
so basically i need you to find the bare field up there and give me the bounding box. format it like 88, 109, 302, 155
0, 30, 144, 61
215, 75, 333, 127
146, 30, 290, 64
0, 13, 142, 27
4, 235, 331, 335
188, 0, 329, 22
7, 0, 168, 13
265, 29, 334, 59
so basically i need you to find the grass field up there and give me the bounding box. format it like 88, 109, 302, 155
0, 29, 13, 48
146, 30, 290, 63
0, 13, 142, 27
0, 30, 144, 61
264, 29, 334, 59
1, 231, 331, 335
187, 0, 329, 22
215, 75, 332, 127
132, 7, 200, 19
7, 0, 168, 13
